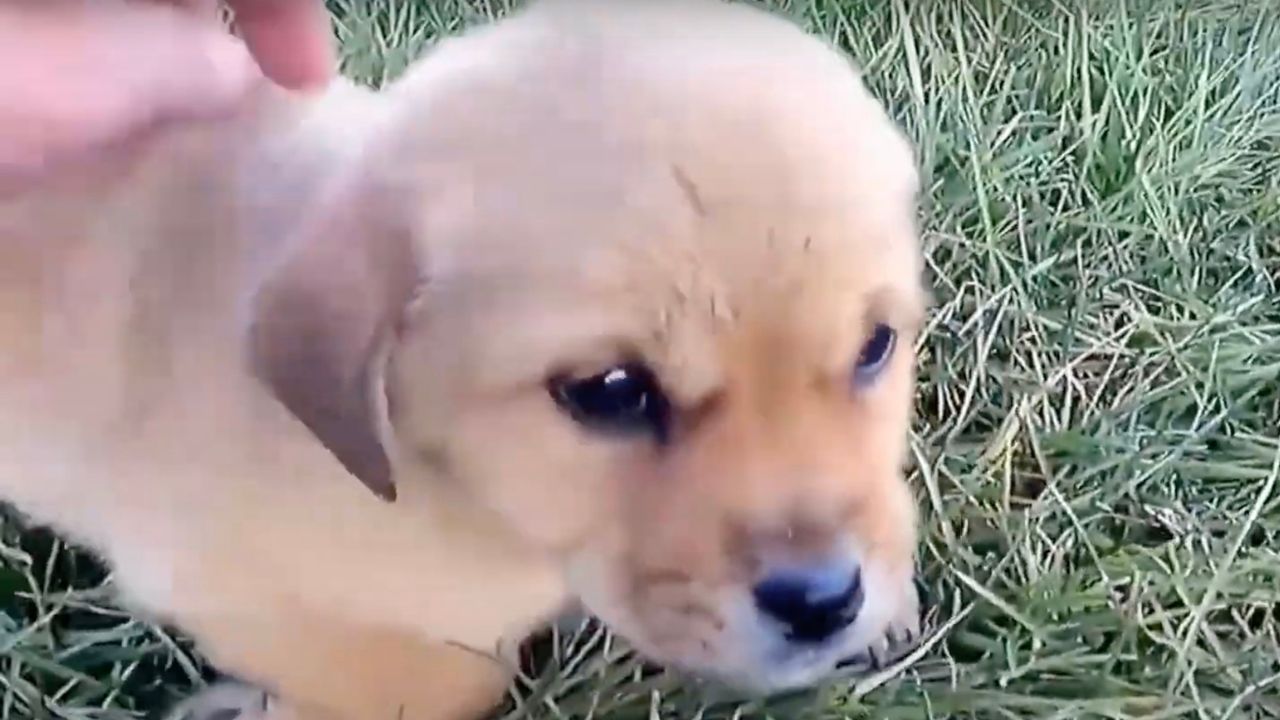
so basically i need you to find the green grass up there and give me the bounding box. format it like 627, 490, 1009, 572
3, 0, 1279, 718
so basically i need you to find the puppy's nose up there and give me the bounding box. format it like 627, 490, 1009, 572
752, 564, 863, 643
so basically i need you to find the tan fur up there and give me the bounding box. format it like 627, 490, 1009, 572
0, 1, 926, 718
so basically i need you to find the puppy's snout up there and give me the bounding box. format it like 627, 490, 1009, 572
752, 563, 864, 643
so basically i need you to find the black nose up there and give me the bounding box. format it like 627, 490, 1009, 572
752, 565, 864, 643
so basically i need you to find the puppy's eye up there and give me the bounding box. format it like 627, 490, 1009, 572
853, 323, 897, 387
549, 363, 671, 441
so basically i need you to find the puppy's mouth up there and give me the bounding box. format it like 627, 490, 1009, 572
834, 578, 931, 673
568, 550, 928, 693
833, 626, 919, 673
667, 587, 928, 693
621, 614, 925, 696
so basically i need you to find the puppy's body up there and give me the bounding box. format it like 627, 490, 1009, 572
1, 80, 559, 719
0, 2, 926, 719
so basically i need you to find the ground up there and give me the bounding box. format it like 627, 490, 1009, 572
1, 1, 1277, 718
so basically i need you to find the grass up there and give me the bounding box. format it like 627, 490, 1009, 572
2, 0, 1279, 718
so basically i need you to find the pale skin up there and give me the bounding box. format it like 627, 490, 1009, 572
0, 0, 335, 188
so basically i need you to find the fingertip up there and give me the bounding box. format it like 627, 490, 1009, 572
231, 0, 336, 92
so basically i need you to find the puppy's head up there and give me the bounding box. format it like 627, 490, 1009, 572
251, 0, 926, 693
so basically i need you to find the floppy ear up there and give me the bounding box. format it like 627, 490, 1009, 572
247, 171, 420, 502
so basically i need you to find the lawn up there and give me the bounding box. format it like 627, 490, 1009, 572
2, 0, 1278, 718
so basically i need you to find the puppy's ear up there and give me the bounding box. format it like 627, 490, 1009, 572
248, 171, 420, 502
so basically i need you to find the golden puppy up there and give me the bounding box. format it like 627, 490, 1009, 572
0, 1, 926, 718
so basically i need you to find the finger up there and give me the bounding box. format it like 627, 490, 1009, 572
0, 3, 257, 181
225, 0, 335, 91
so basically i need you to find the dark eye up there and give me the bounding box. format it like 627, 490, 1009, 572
853, 323, 897, 387
549, 363, 671, 442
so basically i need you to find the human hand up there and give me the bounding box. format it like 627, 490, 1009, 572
0, 0, 335, 186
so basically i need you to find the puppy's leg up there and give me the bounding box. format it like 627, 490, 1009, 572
183, 612, 513, 720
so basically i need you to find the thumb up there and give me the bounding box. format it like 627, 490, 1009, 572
0, 3, 259, 179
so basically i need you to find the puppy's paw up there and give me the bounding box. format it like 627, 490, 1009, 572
165, 682, 303, 720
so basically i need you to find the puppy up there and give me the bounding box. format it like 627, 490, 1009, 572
0, 1, 926, 718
